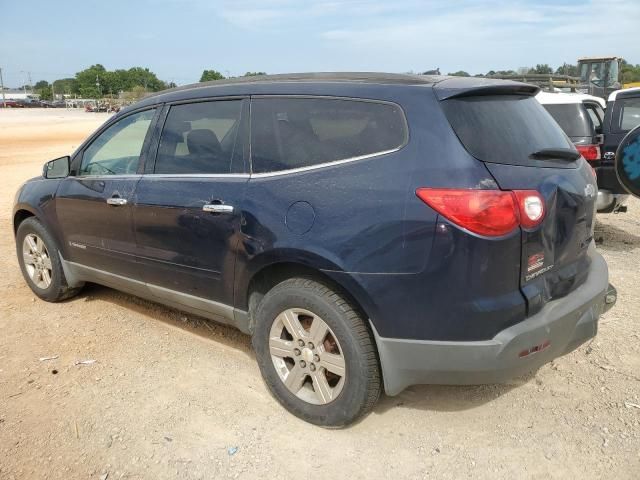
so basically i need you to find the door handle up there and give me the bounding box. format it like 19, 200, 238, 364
203, 203, 234, 214
106, 197, 128, 206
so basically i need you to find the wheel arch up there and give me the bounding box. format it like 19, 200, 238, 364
13, 207, 37, 236
241, 258, 376, 338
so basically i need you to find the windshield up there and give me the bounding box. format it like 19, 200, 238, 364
579, 60, 618, 88
442, 95, 576, 168
608, 59, 619, 87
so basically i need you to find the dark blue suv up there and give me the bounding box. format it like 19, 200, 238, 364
13, 73, 613, 427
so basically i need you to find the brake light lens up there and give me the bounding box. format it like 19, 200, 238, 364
415, 188, 545, 237
576, 144, 601, 162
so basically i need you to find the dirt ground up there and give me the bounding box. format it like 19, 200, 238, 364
0, 109, 638, 480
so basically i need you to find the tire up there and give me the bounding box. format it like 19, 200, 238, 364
16, 217, 82, 302
252, 277, 381, 427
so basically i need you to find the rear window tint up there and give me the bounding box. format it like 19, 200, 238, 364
620, 98, 640, 132
442, 95, 575, 167
543, 104, 594, 138
251, 97, 407, 173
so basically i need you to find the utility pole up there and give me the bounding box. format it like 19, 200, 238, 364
96, 74, 101, 102
0, 67, 6, 107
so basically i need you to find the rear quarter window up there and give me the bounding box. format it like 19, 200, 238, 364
543, 103, 595, 138
250, 97, 407, 173
442, 95, 576, 168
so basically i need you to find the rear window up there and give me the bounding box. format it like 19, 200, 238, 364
442, 95, 575, 167
543, 103, 594, 138
251, 97, 407, 173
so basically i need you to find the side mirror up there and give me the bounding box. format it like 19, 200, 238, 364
616, 125, 640, 198
43, 156, 70, 179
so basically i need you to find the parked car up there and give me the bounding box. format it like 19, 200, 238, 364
535, 91, 628, 212
601, 87, 640, 204
13, 73, 614, 427
615, 124, 640, 198
41, 100, 66, 108
16, 98, 46, 108
0, 99, 24, 108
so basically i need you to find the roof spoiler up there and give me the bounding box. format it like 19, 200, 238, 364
433, 77, 540, 100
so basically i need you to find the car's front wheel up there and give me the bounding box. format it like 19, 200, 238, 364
16, 217, 82, 302
252, 277, 381, 427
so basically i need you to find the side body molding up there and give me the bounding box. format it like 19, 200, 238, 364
60, 256, 250, 333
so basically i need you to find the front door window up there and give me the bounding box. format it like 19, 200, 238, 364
79, 109, 155, 176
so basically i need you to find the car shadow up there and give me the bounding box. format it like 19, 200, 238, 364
373, 372, 537, 415
76, 283, 255, 358
74, 284, 536, 417
595, 218, 640, 252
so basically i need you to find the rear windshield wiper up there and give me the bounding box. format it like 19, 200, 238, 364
529, 148, 581, 161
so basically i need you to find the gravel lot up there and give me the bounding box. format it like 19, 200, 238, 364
0, 109, 638, 479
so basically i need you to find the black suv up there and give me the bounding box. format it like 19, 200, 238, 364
14, 74, 613, 427
600, 87, 640, 206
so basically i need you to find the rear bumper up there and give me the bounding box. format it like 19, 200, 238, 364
374, 245, 611, 395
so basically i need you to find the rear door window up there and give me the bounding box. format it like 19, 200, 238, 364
442, 95, 576, 168
250, 97, 407, 173
155, 100, 244, 174
618, 97, 640, 132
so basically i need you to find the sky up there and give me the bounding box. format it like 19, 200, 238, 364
1, 0, 639, 87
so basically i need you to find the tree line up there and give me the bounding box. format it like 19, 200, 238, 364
24, 61, 640, 101
30, 64, 172, 100
28, 67, 268, 100
445, 60, 640, 83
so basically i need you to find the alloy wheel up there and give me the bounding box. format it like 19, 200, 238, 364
269, 308, 346, 405
22, 233, 53, 289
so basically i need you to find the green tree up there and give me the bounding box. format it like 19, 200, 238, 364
32, 80, 53, 100
621, 60, 640, 83
125, 67, 166, 92
34, 80, 49, 90
243, 71, 266, 77
38, 88, 53, 101
200, 70, 225, 82
53, 78, 79, 95
74, 64, 168, 98
75, 64, 107, 98
447, 70, 470, 77
555, 63, 579, 77
528, 64, 553, 75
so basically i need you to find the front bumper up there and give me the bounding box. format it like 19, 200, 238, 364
373, 245, 611, 396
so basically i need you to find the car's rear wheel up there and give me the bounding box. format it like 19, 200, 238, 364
16, 217, 82, 302
252, 277, 381, 427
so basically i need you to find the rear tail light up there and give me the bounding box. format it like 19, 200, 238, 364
415, 188, 545, 237
576, 144, 601, 162
512, 190, 545, 229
